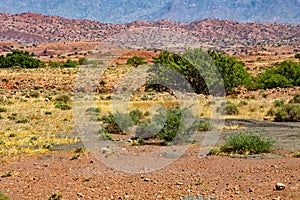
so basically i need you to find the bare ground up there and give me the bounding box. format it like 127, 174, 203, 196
0, 119, 299, 200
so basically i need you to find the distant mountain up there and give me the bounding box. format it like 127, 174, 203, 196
0, 12, 299, 52
0, 0, 299, 24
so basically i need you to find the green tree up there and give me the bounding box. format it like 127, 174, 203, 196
149, 48, 250, 94
0, 50, 43, 68
295, 53, 300, 60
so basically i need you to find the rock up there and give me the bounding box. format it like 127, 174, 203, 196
176, 181, 184, 185
100, 147, 112, 154
272, 197, 281, 200
275, 183, 285, 190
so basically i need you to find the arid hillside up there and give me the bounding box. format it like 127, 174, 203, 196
0, 12, 299, 53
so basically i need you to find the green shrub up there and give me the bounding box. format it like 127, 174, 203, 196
152, 107, 196, 143
274, 104, 300, 122
0, 107, 7, 113
43, 142, 53, 149
217, 101, 239, 115
129, 109, 143, 124
127, 56, 147, 67
0, 191, 10, 200
266, 108, 276, 116
198, 121, 213, 131
289, 93, 300, 104
54, 102, 72, 110
85, 107, 101, 113
29, 91, 39, 98
208, 148, 218, 155
48, 61, 61, 68
220, 132, 274, 154
16, 118, 30, 123
55, 94, 71, 103
100, 112, 134, 134
238, 100, 248, 106
48, 193, 62, 200
62, 59, 77, 68
273, 99, 285, 107
8, 132, 17, 137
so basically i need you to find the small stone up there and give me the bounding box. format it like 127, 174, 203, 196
144, 178, 150, 182
77, 193, 84, 197
275, 183, 285, 190
176, 182, 184, 185
272, 197, 281, 200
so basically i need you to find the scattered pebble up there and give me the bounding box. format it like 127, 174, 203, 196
275, 183, 285, 190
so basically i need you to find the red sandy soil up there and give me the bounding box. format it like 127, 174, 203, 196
0, 146, 299, 200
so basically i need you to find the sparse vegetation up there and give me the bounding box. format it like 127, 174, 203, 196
55, 94, 71, 103
0, 191, 9, 200
198, 121, 213, 131
266, 93, 300, 122
55, 102, 72, 110
274, 104, 300, 122
127, 56, 147, 67
48, 193, 63, 200
217, 101, 239, 115
61, 59, 77, 68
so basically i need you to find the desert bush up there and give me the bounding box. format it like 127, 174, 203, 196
54, 102, 72, 110
16, 118, 30, 123
238, 100, 248, 106
0, 191, 9, 200
129, 109, 143, 124
100, 112, 134, 134
29, 91, 39, 98
151, 107, 197, 144
208, 148, 218, 155
55, 94, 71, 103
0, 107, 7, 113
198, 121, 213, 131
85, 107, 101, 113
273, 99, 285, 107
217, 101, 239, 115
274, 104, 300, 122
289, 93, 300, 104
220, 132, 274, 154
48, 193, 62, 200
48, 61, 61, 68
61, 59, 77, 68
127, 56, 147, 67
